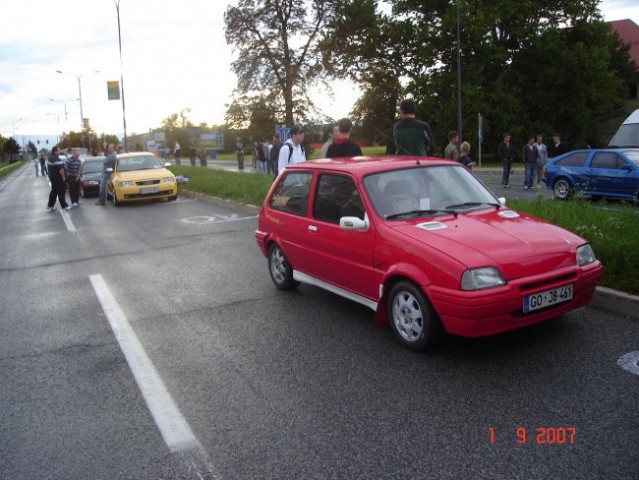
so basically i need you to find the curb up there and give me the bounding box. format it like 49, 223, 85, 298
178, 188, 260, 215
592, 286, 639, 320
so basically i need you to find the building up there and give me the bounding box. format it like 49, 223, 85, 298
610, 19, 639, 108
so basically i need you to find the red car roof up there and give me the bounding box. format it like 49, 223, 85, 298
287, 155, 458, 175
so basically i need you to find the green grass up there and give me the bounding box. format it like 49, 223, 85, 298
169, 165, 274, 207
508, 197, 639, 295
169, 163, 638, 295
0, 160, 25, 179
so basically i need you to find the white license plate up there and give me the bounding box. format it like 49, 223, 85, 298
523, 284, 573, 313
140, 186, 159, 194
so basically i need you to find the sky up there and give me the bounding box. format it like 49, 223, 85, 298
1, 0, 637, 141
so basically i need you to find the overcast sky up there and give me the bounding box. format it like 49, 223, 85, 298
1, 0, 637, 140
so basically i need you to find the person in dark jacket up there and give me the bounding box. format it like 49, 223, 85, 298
46, 146, 70, 211
497, 133, 514, 188
326, 118, 363, 158
393, 99, 434, 156
522, 136, 539, 189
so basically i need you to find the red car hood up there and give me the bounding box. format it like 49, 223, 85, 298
388, 209, 583, 280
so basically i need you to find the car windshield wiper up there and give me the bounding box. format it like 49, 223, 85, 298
385, 209, 458, 220
443, 202, 501, 210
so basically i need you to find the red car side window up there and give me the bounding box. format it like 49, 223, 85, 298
269, 172, 312, 216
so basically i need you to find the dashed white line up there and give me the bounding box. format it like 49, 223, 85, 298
60, 209, 77, 232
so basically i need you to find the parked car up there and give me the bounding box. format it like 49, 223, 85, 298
542, 148, 639, 201
105, 152, 177, 205
255, 157, 602, 351
80, 156, 105, 197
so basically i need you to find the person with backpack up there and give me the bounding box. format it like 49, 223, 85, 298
277, 125, 306, 174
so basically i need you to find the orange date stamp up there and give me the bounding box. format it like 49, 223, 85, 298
489, 427, 577, 445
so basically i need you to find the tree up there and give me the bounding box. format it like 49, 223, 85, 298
159, 109, 194, 153
328, 0, 634, 155
350, 71, 402, 145
224, 0, 341, 126
3, 138, 20, 163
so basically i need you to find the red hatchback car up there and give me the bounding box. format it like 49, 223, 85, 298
255, 157, 603, 351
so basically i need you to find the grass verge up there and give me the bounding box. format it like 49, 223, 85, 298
0, 160, 26, 179
508, 197, 639, 295
169, 165, 274, 207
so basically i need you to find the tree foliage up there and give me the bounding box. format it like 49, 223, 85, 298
224, 0, 341, 126
2, 137, 20, 162
159, 108, 194, 152
323, 0, 635, 154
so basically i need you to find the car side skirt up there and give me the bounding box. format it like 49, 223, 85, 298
293, 270, 379, 312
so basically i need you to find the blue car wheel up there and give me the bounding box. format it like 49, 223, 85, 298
553, 178, 573, 200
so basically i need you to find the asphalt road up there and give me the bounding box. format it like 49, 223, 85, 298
1, 164, 638, 479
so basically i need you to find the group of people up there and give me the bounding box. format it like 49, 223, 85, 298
498, 132, 565, 189
45, 143, 116, 211
233, 97, 569, 187
249, 136, 283, 176
31, 154, 48, 177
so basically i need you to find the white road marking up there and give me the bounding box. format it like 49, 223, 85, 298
180, 214, 257, 224
89, 274, 201, 453
617, 351, 639, 375
60, 209, 77, 232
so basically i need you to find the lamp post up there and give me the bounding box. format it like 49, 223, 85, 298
49, 98, 79, 122
12, 118, 23, 138
456, 0, 463, 141
114, 0, 128, 151
56, 70, 100, 129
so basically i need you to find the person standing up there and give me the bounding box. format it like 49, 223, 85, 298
236, 141, 245, 170
497, 133, 514, 188
277, 125, 306, 173
39, 154, 47, 176
444, 131, 460, 161
32, 155, 39, 176
46, 146, 70, 212
393, 98, 434, 156
522, 136, 539, 189
65, 148, 82, 207
549, 133, 566, 158
320, 123, 339, 158
251, 142, 259, 169
534, 134, 548, 188
96, 143, 116, 206
173, 141, 181, 165
458, 141, 474, 170
326, 118, 363, 158
268, 134, 281, 177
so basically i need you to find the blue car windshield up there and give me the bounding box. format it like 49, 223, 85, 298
622, 150, 639, 167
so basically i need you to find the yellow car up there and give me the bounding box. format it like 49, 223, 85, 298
106, 152, 178, 205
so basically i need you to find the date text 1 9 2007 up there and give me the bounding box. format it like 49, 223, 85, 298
488, 427, 577, 445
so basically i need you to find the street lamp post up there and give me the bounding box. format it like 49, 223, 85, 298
56, 70, 100, 130
456, 0, 463, 141
49, 98, 79, 122
12, 118, 23, 138
114, 0, 128, 151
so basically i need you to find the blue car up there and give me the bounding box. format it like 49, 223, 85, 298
543, 148, 639, 201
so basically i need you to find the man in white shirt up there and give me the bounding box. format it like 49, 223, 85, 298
277, 125, 306, 173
